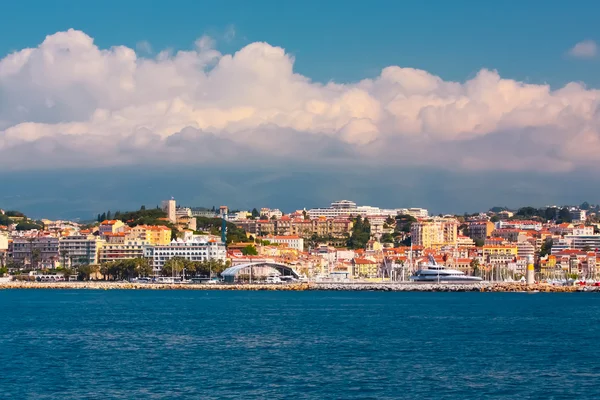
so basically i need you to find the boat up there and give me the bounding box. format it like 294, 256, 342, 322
410, 255, 483, 283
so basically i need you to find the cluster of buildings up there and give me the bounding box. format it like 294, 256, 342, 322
0, 200, 225, 276
2, 200, 599, 281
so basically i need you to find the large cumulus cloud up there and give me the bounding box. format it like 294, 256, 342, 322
1, 29, 599, 172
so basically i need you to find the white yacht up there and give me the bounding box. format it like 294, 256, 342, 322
410, 255, 483, 283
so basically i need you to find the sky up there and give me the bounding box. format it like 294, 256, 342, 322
1, 1, 600, 219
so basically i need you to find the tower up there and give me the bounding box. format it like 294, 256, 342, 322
161, 198, 176, 224
526, 255, 535, 285
219, 206, 228, 244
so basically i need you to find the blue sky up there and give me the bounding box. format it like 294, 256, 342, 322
1, 1, 600, 219
1, 0, 598, 86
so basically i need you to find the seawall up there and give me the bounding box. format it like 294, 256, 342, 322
0, 281, 596, 292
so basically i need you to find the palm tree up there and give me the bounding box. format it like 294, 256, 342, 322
60, 250, 69, 269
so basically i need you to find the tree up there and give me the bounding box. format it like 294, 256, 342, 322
544, 207, 557, 221
16, 221, 43, 231
516, 207, 537, 218
580, 202, 590, 211
133, 258, 153, 277
251, 208, 260, 219
474, 239, 485, 247
380, 233, 394, 243
395, 214, 417, 234
106, 210, 112, 220
470, 258, 480, 276
558, 207, 572, 223
31, 248, 41, 270
99, 212, 106, 221
162, 257, 186, 277
490, 215, 500, 223
60, 268, 75, 280
242, 245, 258, 256
385, 216, 396, 225
140, 205, 146, 211
77, 264, 99, 281
347, 216, 371, 250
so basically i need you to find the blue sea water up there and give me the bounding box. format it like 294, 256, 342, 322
1, 290, 599, 399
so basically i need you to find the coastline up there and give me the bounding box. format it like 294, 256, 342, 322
0, 281, 596, 292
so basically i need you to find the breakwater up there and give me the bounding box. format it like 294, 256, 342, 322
0, 280, 597, 292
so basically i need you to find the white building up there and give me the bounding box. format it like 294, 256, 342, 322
517, 241, 535, 261
570, 209, 587, 222
176, 207, 192, 218
308, 200, 426, 219
59, 235, 105, 266
98, 240, 147, 263
144, 238, 227, 273
161, 198, 177, 223
227, 211, 250, 221
552, 235, 600, 254
573, 225, 594, 236
263, 235, 304, 251
404, 208, 429, 218
260, 208, 283, 220
0, 232, 8, 252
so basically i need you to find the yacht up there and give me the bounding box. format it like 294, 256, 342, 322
410, 255, 483, 283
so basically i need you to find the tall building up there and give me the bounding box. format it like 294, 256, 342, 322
162, 198, 177, 223
9, 237, 60, 269
58, 235, 105, 267
468, 221, 495, 241
411, 217, 458, 249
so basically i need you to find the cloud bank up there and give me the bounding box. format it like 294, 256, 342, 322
1, 29, 600, 174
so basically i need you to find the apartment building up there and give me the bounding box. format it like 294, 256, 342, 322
58, 235, 105, 266
98, 240, 147, 263
468, 221, 495, 241
411, 217, 458, 249
128, 225, 172, 245
144, 238, 227, 273
482, 245, 518, 265
99, 220, 126, 236
10, 236, 60, 268
261, 235, 304, 251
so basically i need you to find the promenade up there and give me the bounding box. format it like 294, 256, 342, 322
0, 281, 596, 292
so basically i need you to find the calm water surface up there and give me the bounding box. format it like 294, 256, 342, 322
1, 290, 599, 399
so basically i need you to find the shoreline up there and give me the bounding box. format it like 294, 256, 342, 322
0, 281, 596, 292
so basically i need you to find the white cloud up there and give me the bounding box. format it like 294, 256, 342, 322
568, 40, 598, 58
1, 29, 600, 174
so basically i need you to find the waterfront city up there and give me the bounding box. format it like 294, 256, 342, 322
1, 199, 599, 290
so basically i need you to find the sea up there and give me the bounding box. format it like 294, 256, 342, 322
1, 290, 599, 399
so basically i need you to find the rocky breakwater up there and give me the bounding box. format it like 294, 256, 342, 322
312, 282, 600, 292
0, 280, 313, 291
313, 282, 488, 292
1, 280, 599, 292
